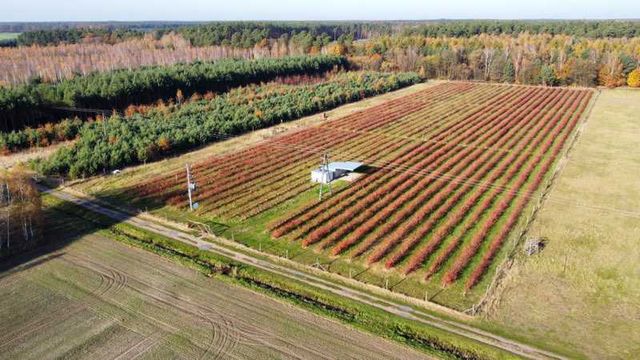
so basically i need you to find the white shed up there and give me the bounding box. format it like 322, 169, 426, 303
311, 162, 363, 184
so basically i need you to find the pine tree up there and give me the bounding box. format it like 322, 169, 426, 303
540, 65, 558, 86
502, 60, 515, 83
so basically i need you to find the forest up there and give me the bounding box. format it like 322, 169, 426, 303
401, 20, 640, 38
12, 20, 640, 47
17, 27, 144, 46
0, 21, 638, 93
173, 22, 382, 48
1, 22, 639, 166
36, 71, 420, 178
349, 33, 640, 87
0, 55, 347, 131
14, 21, 385, 47
0, 32, 324, 86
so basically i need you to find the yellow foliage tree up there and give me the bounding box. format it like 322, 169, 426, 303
157, 136, 171, 152
176, 89, 184, 104
628, 69, 640, 88
328, 43, 346, 56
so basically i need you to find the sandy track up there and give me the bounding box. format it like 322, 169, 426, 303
0, 234, 430, 360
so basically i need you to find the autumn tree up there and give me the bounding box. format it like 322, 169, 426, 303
565, 58, 598, 87
176, 89, 184, 104
327, 43, 347, 56
157, 136, 171, 152
0, 167, 42, 258
628, 69, 640, 87
598, 53, 626, 88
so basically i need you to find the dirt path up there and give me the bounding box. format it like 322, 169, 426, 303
42, 185, 565, 360
0, 233, 431, 360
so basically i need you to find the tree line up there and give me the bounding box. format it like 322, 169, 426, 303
0, 55, 347, 131
350, 34, 640, 87
15, 22, 387, 47
16, 28, 143, 46
172, 22, 381, 49
0, 21, 200, 34
13, 20, 640, 48
37, 71, 420, 178
0, 32, 327, 86
402, 20, 640, 38
7, 22, 640, 92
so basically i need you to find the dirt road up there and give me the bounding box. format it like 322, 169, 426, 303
41, 186, 566, 360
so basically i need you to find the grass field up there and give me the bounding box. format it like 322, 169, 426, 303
0, 204, 431, 359
70, 81, 594, 310
484, 88, 640, 359
0, 33, 19, 41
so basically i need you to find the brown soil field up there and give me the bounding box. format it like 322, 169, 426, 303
0, 233, 429, 359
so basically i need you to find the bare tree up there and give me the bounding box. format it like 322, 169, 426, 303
0, 168, 42, 257
482, 48, 496, 81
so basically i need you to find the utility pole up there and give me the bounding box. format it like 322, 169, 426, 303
318, 152, 332, 201
185, 163, 197, 211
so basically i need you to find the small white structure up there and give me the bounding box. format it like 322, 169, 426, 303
311, 161, 363, 184
311, 169, 333, 184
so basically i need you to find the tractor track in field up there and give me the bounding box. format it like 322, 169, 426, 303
61, 247, 341, 359
40, 185, 567, 360
60, 252, 238, 359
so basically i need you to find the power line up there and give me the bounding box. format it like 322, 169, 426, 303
157, 104, 638, 218
230, 131, 640, 219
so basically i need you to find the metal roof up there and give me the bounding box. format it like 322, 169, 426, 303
326, 161, 363, 172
